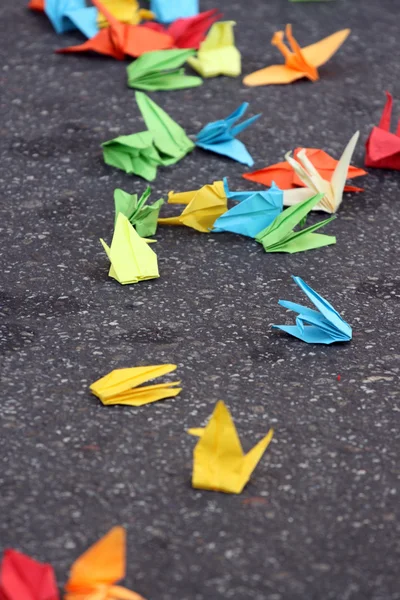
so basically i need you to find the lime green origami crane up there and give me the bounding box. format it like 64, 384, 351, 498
187, 21, 241, 78
127, 49, 202, 91
114, 186, 164, 237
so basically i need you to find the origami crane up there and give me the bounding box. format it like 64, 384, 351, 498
243, 147, 367, 193
273, 276, 352, 344
283, 132, 361, 213
188, 401, 274, 494
365, 91, 400, 170
100, 213, 159, 285
97, 0, 154, 28
187, 21, 241, 78
127, 49, 202, 91
212, 181, 283, 238
90, 364, 181, 406
158, 180, 227, 233
243, 24, 350, 86
45, 0, 98, 38
142, 9, 221, 50
0, 549, 59, 600
102, 131, 162, 181
64, 527, 145, 600
28, 0, 45, 11
114, 186, 164, 237
195, 103, 261, 166
57, 0, 173, 60
255, 193, 336, 253
150, 0, 198, 23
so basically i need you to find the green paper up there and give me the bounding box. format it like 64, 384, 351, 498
127, 49, 203, 92
102, 131, 162, 182
114, 186, 164, 238
255, 193, 336, 253
135, 91, 195, 166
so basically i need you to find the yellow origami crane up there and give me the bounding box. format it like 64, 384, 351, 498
157, 180, 227, 233
100, 213, 159, 285
187, 21, 241, 78
243, 24, 350, 86
188, 401, 274, 494
97, 0, 154, 28
90, 364, 181, 406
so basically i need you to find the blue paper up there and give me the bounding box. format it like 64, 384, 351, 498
213, 180, 283, 237
64, 6, 98, 39
45, 0, 98, 38
150, 0, 199, 23
273, 276, 352, 344
195, 103, 261, 166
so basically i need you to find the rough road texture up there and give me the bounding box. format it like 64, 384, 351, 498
1, 1, 399, 599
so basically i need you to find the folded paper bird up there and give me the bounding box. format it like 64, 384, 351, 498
273, 276, 352, 344
188, 400, 274, 494
187, 21, 241, 78
97, 0, 154, 28
100, 213, 159, 285
365, 91, 400, 170
150, 0, 199, 23
64, 527, 145, 600
127, 48, 202, 91
45, 0, 98, 38
158, 180, 227, 233
142, 9, 221, 50
282, 132, 360, 213
0, 548, 59, 600
243, 24, 350, 86
90, 364, 181, 406
114, 186, 164, 238
195, 103, 261, 166
243, 147, 367, 193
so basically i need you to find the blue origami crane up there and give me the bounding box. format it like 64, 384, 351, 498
195, 103, 261, 166
150, 0, 199, 23
273, 276, 352, 344
212, 179, 283, 237
45, 0, 98, 38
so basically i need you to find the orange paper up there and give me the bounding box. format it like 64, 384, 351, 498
243, 24, 350, 86
28, 0, 44, 10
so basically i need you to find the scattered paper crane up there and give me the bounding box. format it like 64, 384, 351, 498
273, 276, 352, 344
365, 91, 400, 170
187, 21, 241, 78
243, 24, 350, 86
127, 48, 202, 92
0, 548, 59, 600
102, 131, 162, 181
114, 186, 164, 238
142, 9, 221, 50
97, 0, 154, 28
44, 0, 98, 38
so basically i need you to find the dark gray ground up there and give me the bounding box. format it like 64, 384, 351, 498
1, 1, 400, 599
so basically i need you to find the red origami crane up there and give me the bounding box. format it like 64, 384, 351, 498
365, 91, 400, 170
0, 548, 59, 600
28, 0, 44, 11
143, 9, 221, 50
57, 0, 173, 60
243, 147, 367, 193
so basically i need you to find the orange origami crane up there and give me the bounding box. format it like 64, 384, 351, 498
28, 0, 44, 10
243, 24, 350, 86
64, 526, 145, 600
57, 0, 173, 60
243, 148, 366, 193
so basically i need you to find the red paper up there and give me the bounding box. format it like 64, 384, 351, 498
0, 549, 59, 600
28, 0, 44, 11
365, 91, 400, 170
143, 9, 221, 49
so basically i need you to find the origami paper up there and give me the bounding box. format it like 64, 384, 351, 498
102, 131, 162, 181
127, 49, 202, 91
150, 0, 199, 23
114, 186, 164, 237
44, 0, 98, 38
0, 549, 59, 600
188, 400, 274, 494
28, 0, 44, 11
243, 148, 367, 193
255, 193, 336, 253
365, 91, 400, 170
97, 0, 154, 28
243, 24, 350, 86
90, 364, 181, 406
100, 213, 159, 285
57, 0, 173, 60
273, 276, 352, 344
143, 9, 221, 50
187, 21, 241, 78
283, 132, 360, 213
195, 103, 260, 166
213, 181, 283, 238
136, 91, 194, 165
158, 180, 227, 233
65, 527, 145, 600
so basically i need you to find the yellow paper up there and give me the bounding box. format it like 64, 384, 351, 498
97, 0, 154, 28
188, 401, 274, 494
243, 24, 350, 86
158, 180, 227, 233
90, 364, 182, 406
187, 22, 241, 78
100, 213, 159, 285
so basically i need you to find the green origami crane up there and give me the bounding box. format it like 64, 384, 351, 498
127, 49, 203, 91
255, 193, 336, 253
114, 186, 164, 238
